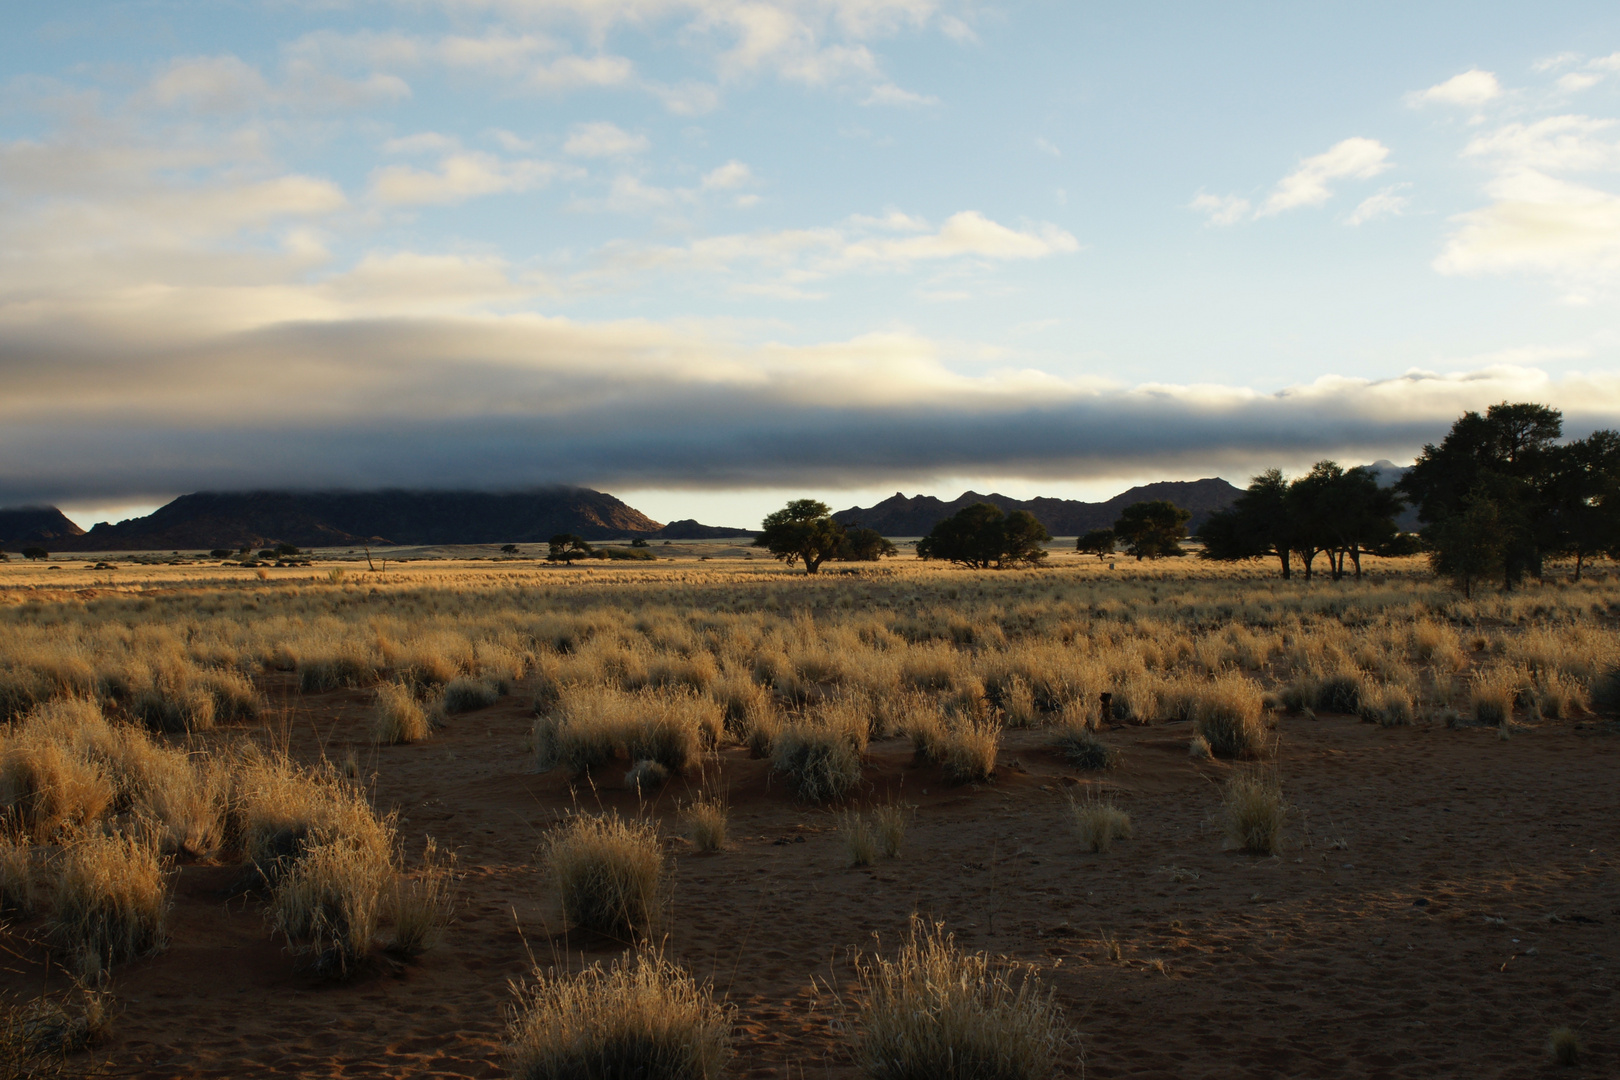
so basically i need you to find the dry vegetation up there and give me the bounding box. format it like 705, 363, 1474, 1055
0, 551, 1617, 1075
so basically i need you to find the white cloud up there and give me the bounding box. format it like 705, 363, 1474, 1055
383, 132, 460, 154
1190, 192, 1252, 227
563, 121, 649, 157
369, 152, 555, 205
863, 83, 938, 106
529, 54, 636, 90
1407, 69, 1502, 107
1559, 72, 1603, 93
1346, 184, 1411, 225
147, 56, 271, 113
1035, 137, 1061, 158
1463, 115, 1620, 172
1435, 171, 1620, 280
1261, 137, 1392, 215
701, 160, 753, 189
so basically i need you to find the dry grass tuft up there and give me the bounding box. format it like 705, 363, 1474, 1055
1356, 683, 1414, 727
1222, 769, 1286, 855
434, 676, 503, 717
506, 944, 732, 1080
840, 810, 879, 867
1192, 675, 1266, 758
1187, 733, 1213, 760
272, 835, 394, 976
872, 802, 911, 858
625, 758, 669, 792
1548, 1026, 1581, 1067
851, 915, 1069, 1080
46, 829, 169, 977
1055, 726, 1116, 770
1070, 791, 1133, 853
372, 681, 429, 745
684, 796, 728, 853
933, 716, 1001, 785
535, 686, 720, 777
0, 834, 33, 913
545, 812, 664, 938
771, 707, 867, 803
387, 838, 456, 958
1470, 666, 1521, 726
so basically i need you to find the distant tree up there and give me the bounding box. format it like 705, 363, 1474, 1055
1549, 429, 1620, 580
257, 549, 276, 560
21, 546, 48, 561
500, 543, 520, 554
835, 526, 898, 562
630, 538, 650, 548
1426, 493, 1505, 599
754, 499, 845, 574
1113, 501, 1191, 560
275, 542, 301, 556
548, 533, 594, 564
1198, 469, 1293, 577
1076, 529, 1116, 560
916, 503, 1050, 569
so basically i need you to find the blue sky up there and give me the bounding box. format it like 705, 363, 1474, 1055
4, 1, 1620, 529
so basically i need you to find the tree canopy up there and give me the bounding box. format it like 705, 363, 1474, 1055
835, 526, 898, 562
1113, 500, 1191, 559
547, 534, 593, 564
1075, 528, 1115, 559
1198, 463, 1404, 580
915, 503, 1050, 569
753, 499, 845, 573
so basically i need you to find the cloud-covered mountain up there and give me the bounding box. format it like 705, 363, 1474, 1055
835, 479, 1242, 537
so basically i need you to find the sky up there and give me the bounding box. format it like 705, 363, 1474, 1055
5, 2, 1620, 530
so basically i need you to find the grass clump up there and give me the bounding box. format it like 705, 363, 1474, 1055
545, 813, 664, 938
434, 676, 503, 717
1055, 726, 1116, 770
535, 686, 720, 777
840, 811, 879, 867
771, 703, 867, 803
1222, 769, 1286, 855
373, 681, 429, 744
1548, 1026, 1581, 1067
872, 802, 911, 858
271, 835, 394, 977
936, 716, 1001, 784
386, 838, 456, 958
625, 758, 669, 793
506, 944, 732, 1080
1356, 683, 1414, 727
850, 915, 1068, 1080
684, 796, 727, 853
1070, 792, 1132, 853
1192, 674, 1266, 758
1470, 666, 1521, 726
46, 830, 169, 977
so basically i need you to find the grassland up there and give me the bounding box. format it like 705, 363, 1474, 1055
0, 545, 1616, 1077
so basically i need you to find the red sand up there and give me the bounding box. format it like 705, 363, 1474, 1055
5, 687, 1617, 1078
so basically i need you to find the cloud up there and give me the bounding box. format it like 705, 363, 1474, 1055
147, 56, 272, 113
1408, 69, 1502, 108
1346, 184, 1410, 225
528, 54, 637, 90
3, 298, 1617, 502
700, 160, 753, 189
1462, 115, 1620, 172
863, 83, 938, 106
563, 121, 649, 157
1261, 137, 1392, 215
368, 151, 556, 204
1190, 192, 1252, 227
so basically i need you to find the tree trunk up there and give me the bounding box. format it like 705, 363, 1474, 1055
1575, 551, 1585, 582
1300, 548, 1317, 580
1351, 545, 1362, 580
1276, 547, 1291, 579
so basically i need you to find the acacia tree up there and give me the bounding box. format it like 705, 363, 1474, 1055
1198, 469, 1293, 577
1113, 501, 1190, 559
1549, 429, 1620, 580
916, 503, 1050, 569
21, 546, 48, 561
547, 534, 593, 564
1426, 493, 1504, 599
835, 526, 898, 562
754, 499, 845, 574
1076, 528, 1116, 560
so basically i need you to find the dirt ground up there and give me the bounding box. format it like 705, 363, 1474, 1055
4, 670, 1616, 1080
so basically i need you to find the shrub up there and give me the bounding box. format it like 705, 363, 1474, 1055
872, 802, 910, 858
771, 720, 865, 803
840, 811, 878, 867
935, 716, 1001, 784
684, 796, 727, 852
545, 813, 664, 938
373, 681, 429, 745
1055, 726, 1116, 770
230, 753, 395, 888
1222, 769, 1285, 855
298, 648, 379, 693
386, 838, 456, 958
851, 916, 1068, 1080
506, 945, 732, 1080
625, 758, 669, 793
434, 676, 502, 717
1356, 683, 1414, 727
46, 830, 169, 977
272, 835, 394, 976
132, 683, 216, 734
1187, 733, 1212, 760
0, 835, 32, 913
1193, 674, 1267, 759
0, 704, 114, 841
1070, 792, 1132, 853
1470, 666, 1521, 726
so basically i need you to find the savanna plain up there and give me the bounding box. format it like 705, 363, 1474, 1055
1, 545, 1617, 1079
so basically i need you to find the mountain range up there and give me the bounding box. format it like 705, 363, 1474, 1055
834, 478, 1243, 536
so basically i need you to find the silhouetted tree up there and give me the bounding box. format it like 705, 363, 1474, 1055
500, 543, 520, 554
754, 499, 845, 574
835, 526, 898, 562
1198, 469, 1293, 577
1426, 493, 1505, 599
1549, 429, 1620, 580
1076, 529, 1115, 559
21, 546, 47, 561
916, 503, 1050, 569
548, 534, 593, 564
1113, 501, 1190, 560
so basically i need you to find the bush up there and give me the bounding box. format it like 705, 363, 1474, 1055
1193, 675, 1267, 758
851, 916, 1068, 1080
373, 681, 429, 745
1470, 666, 1521, 726
1070, 792, 1132, 853
684, 796, 727, 853
506, 945, 732, 1080
1055, 727, 1116, 770
434, 676, 502, 717
936, 716, 1000, 784
873, 802, 911, 859
535, 686, 720, 777
46, 830, 169, 977
272, 836, 393, 976
1356, 684, 1414, 727
1222, 769, 1285, 855
386, 838, 456, 958
771, 717, 865, 803
840, 810, 878, 867
545, 813, 664, 938
298, 648, 379, 693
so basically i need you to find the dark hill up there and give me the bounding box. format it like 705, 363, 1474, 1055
650, 519, 757, 540
834, 478, 1243, 536
0, 507, 86, 549
53, 488, 667, 551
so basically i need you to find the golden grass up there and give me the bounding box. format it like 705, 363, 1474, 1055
0, 834, 30, 913
1070, 792, 1133, 853
271, 835, 394, 976
373, 681, 430, 745
850, 915, 1069, 1080
544, 812, 665, 938
684, 795, 728, 852
1192, 674, 1267, 758
535, 685, 721, 777
771, 699, 868, 803
1055, 725, 1117, 770
872, 801, 911, 858
1222, 769, 1286, 855
386, 838, 456, 958
46, 829, 169, 977
1470, 665, 1522, 726
506, 944, 732, 1080
230, 752, 395, 885
840, 810, 879, 867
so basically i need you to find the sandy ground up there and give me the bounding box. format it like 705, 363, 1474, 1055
3, 675, 1617, 1079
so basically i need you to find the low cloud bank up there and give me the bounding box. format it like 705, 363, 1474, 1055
2, 312, 1617, 505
